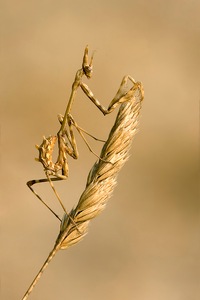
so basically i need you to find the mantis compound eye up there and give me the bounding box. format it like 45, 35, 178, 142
83, 65, 93, 78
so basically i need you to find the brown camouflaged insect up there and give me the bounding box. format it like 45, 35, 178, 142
27, 46, 143, 220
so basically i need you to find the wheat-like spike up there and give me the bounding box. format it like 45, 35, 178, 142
21, 81, 143, 300
57, 81, 144, 249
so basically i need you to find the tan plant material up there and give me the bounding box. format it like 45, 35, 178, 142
58, 81, 144, 249
21, 47, 144, 300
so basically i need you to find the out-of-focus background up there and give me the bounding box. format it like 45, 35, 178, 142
1, 1, 199, 299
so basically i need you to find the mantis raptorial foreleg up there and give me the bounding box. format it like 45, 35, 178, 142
80, 75, 143, 115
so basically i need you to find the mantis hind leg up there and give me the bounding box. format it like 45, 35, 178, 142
27, 177, 63, 221
58, 113, 108, 162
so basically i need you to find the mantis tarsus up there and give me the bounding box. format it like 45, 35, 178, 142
27, 45, 143, 221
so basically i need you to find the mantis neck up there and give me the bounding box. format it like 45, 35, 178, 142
59, 69, 84, 134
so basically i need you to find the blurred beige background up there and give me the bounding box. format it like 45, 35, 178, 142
1, 1, 199, 300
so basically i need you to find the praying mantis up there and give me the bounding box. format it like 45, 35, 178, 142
27, 45, 143, 220
21, 46, 144, 300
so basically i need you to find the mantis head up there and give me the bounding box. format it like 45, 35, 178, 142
82, 45, 95, 79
